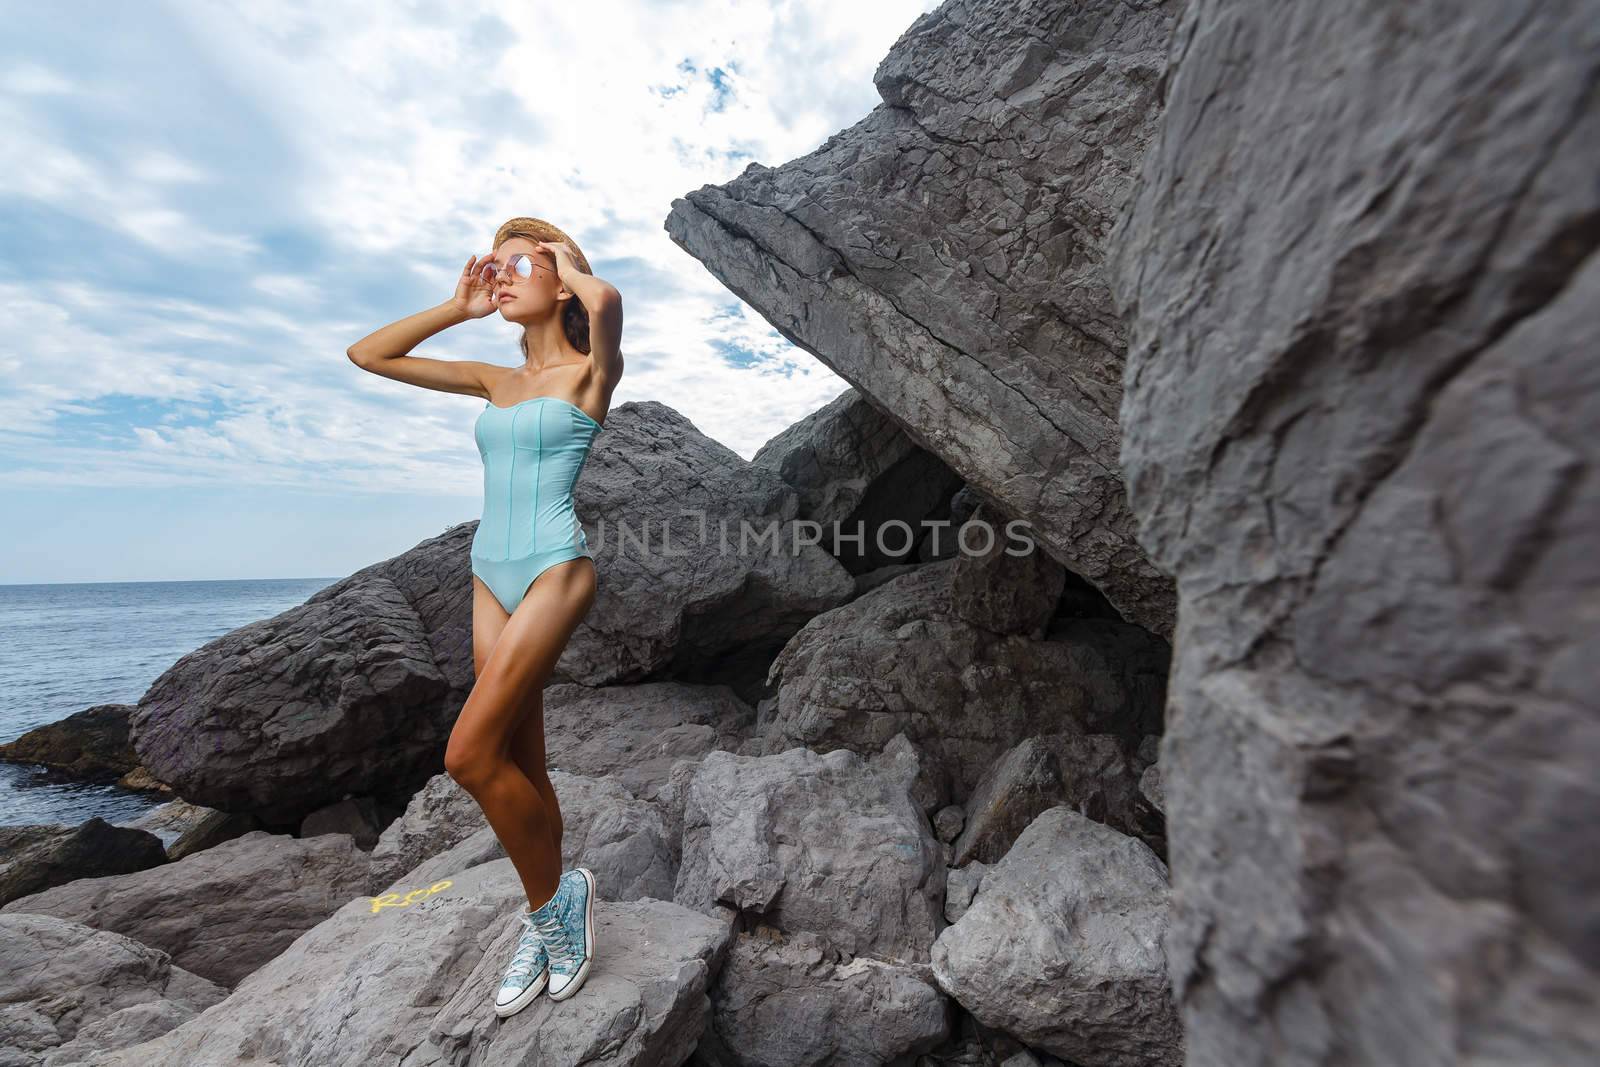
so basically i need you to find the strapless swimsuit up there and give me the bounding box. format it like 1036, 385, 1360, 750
471, 395, 602, 614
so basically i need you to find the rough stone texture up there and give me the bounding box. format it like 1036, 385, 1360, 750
752, 386, 965, 573
951, 733, 1140, 866
675, 747, 944, 962
0, 912, 226, 1066
0, 819, 169, 909
300, 795, 384, 849
943, 861, 988, 926
1138, 763, 1164, 815
130, 528, 472, 826
561, 401, 857, 696
93, 851, 732, 1067
758, 559, 1169, 809
1, 830, 371, 989
0, 703, 139, 782
542, 681, 758, 806
368, 770, 676, 904
932, 807, 1180, 1067
946, 504, 1069, 638
692, 927, 951, 1067
114, 798, 261, 857
664, 0, 1180, 635
1109, 1, 1600, 1062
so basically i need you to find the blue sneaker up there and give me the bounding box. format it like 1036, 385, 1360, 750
528, 867, 596, 1001
493, 908, 549, 1017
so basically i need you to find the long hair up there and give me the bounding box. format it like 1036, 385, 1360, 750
492, 217, 594, 357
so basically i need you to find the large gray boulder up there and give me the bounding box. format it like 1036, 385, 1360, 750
541, 680, 757, 806
932, 807, 1180, 1067
368, 770, 676, 903
756, 560, 1168, 809
692, 928, 951, 1067
0, 913, 226, 1066
1, 830, 371, 988
674, 746, 944, 962
131, 528, 471, 826
93, 849, 732, 1067
564, 401, 856, 693
1109, 1, 1600, 1062
664, 0, 1180, 635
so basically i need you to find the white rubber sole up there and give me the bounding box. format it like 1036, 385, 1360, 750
546, 867, 596, 1002
493, 966, 548, 1018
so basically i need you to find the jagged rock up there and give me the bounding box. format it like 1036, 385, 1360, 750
946, 503, 1068, 637
0, 913, 226, 1065
951, 733, 1140, 867
1138, 764, 1163, 815
664, 0, 1180, 635
932, 807, 1180, 1067
1109, 1, 1600, 1062
301, 795, 384, 849
94, 854, 732, 1067
0, 703, 138, 782
367, 772, 489, 892
369, 770, 676, 903
692, 927, 951, 1067
933, 805, 965, 844
943, 861, 988, 926
0, 818, 168, 908
114, 798, 260, 857
751, 386, 965, 573
675, 747, 944, 961
758, 560, 1168, 808
561, 401, 857, 695
1, 830, 371, 988
131, 533, 469, 826
542, 681, 758, 805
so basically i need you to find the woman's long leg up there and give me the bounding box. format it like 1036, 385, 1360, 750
448, 559, 595, 907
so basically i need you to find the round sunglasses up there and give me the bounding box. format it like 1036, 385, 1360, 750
478, 253, 556, 285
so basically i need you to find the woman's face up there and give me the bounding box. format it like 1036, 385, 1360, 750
490, 238, 562, 320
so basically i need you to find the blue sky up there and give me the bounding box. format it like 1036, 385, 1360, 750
1, 1, 939, 584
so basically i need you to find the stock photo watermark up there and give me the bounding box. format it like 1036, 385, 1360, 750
582, 513, 1039, 560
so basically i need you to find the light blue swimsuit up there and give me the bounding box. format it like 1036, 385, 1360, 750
471, 396, 602, 614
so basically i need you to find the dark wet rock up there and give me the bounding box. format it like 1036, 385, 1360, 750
0, 818, 168, 909
0, 703, 139, 782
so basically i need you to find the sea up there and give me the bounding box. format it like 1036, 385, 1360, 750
0, 577, 342, 830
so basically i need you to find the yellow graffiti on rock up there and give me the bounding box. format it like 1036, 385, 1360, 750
369, 879, 454, 914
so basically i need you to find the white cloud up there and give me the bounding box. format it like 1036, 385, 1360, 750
3, 0, 944, 503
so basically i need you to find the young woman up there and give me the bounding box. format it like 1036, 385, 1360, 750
347, 217, 623, 1017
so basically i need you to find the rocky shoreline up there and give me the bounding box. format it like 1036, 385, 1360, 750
4, 0, 1594, 1063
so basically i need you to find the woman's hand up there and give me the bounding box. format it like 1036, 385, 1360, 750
536, 240, 587, 281
452, 253, 498, 319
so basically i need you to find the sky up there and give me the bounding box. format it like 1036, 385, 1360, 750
0, 0, 942, 585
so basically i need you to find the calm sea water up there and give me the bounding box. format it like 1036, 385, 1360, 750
0, 578, 341, 829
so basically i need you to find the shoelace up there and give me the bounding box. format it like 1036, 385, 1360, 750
531, 906, 577, 968
503, 914, 547, 983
